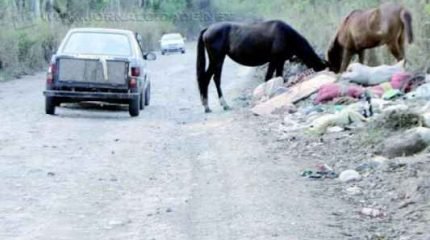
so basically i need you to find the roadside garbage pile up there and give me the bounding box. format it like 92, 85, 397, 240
252, 61, 430, 239
252, 61, 430, 155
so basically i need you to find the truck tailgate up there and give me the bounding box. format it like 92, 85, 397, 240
57, 57, 129, 86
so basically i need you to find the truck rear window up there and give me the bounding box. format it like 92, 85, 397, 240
62, 32, 132, 56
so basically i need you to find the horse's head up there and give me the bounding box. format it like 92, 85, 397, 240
327, 37, 343, 73
318, 58, 330, 71
297, 47, 329, 72
312, 58, 329, 72
288, 30, 329, 72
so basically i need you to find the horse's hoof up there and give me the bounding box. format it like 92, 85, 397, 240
205, 108, 212, 113
223, 106, 232, 111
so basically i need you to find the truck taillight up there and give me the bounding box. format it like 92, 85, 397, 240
47, 63, 56, 85
131, 67, 140, 77
129, 78, 138, 88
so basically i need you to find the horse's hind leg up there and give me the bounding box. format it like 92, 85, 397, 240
397, 35, 406, 61
213, 56, 230, 111
202, 66, 215, 113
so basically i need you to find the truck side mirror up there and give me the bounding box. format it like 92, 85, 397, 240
144, 52, 157, 61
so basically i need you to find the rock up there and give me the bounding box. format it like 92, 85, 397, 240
355, 161, 380, 173
109, 220, 123, 226
421, 112, 430, 128
360, 208, 385, 218
377, 127, 430, 159
281, 117, 303, 132
327, 126, 345, 133
339, 170, 362, 183
346, 186, 362, 196
380, 133, 426, 159
416, 127, 430, 143
286, 105, 298, 114
373, 105, 421, 131
371, 156, 388, 165
107, 219, 132, 229
253, 77, 284, 102
15, 207, 24, 212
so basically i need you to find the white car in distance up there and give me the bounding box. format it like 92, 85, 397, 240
160, 33, 186, 55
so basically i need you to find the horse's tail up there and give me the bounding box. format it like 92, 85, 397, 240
401, 9, 414, 44
196, 28, 207, 98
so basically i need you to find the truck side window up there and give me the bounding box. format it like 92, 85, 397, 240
135, 33, 145, 54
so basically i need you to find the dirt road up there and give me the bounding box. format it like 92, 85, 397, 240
0, 44, 347, 240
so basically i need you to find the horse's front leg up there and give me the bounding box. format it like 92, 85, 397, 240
358, 50, 365, 64
275, 61, 285, 78
265, 62, 276, 81
387, 42, 405, 62
340, 50, 353, 73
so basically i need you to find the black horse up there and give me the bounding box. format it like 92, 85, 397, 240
196, 20, 328, 113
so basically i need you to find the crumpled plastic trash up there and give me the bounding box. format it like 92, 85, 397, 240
301, 164, 338, 179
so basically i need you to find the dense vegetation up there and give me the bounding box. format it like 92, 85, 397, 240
0, 0, 429, 79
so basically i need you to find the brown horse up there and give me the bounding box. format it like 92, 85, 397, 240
327, 3, 413, 73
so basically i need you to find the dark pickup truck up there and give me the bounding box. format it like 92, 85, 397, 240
43, 28, 156, 117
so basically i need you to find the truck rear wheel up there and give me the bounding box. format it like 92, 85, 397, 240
129, 96, 140, 117
45, 97, 56, 115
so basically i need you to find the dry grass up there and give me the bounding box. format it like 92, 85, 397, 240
216, 0, 430, 72
0, 19, 172, 78
1, 1, 429, 79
